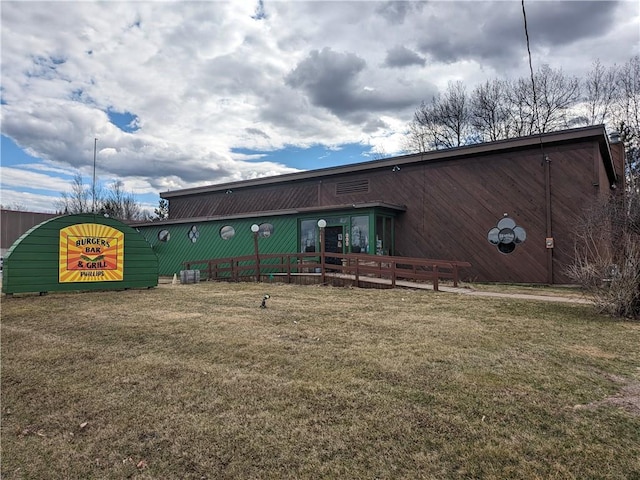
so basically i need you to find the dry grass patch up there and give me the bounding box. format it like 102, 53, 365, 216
2, 282, 640, 479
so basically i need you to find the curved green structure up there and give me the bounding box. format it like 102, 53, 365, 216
2, 214, 158, 295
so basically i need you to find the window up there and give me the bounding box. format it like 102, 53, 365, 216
158, 229, 170, 242
375, 216, 392, 255
300, 219, 317, 252
220, 226, 235, 240
350, 216, 369, 253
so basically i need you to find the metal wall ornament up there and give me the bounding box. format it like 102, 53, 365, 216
188, 225, 200, 243
258, 223, 274, 238
487, 216, 526, 254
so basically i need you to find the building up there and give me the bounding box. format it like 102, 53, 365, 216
1, 209, 58, 257
134, 125, 624, 284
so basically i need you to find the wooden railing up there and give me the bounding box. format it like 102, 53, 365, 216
183, 252, 471, 291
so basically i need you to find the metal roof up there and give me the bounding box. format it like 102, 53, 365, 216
130, 201, 406, 227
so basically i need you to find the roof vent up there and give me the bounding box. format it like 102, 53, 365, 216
336, 179, 369, 195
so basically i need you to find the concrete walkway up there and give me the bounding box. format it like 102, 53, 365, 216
326, 272, 592, 304
437, 285, 592, 304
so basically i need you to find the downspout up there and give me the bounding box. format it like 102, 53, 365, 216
544, 155, 553, 284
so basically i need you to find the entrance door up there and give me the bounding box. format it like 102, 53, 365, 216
324, 226, 344, 265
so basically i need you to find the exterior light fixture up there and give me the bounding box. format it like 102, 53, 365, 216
317, 219, 327, 228
251, 224, 260, 233
392, 165, 400, 172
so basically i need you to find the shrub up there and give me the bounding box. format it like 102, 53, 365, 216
567, 193, 640, 319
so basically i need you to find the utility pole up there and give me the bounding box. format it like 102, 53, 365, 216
92, 138, 97, 213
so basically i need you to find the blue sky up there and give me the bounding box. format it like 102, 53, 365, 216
1, 1, 637, 215
1, 129, 374, 213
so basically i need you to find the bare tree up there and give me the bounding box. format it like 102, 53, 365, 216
504, 76, 537, 136
100, 180, 144, 221
402, 117, 432, 153
534, 65, 581, 133
566, 191, 640, 319
412, 81, 473, 150
56, 173, 91, 214
612, 56, 640, 197
56, 174, 146, 220
470, 79, 512, 142
582, 59, 618, 126
0, 202, 28, 211
503, 65, 580, 136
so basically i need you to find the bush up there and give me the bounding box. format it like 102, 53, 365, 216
567, 193, 640, 319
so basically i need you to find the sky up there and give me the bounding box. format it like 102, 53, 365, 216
1, 0, 639, 215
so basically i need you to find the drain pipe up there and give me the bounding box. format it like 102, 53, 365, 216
544, 155, 553, 284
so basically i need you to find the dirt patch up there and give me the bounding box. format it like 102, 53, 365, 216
574, 381, 640, 416
566, 344, 618, 359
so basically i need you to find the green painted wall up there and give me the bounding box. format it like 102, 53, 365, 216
138, 216, 298, 276
2, 214, 158, 294
135, 208, 393, 277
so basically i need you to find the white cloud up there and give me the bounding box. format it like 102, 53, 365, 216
1, 0, 637, 213
1, 166, 72, 193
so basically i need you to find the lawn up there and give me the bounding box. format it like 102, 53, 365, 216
2, 282, 639, 479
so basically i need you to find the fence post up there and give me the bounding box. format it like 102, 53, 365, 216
318, 220, 326, 284
252, 226, 261, 282
433, 264, 439, 291
391, 260, 396, 288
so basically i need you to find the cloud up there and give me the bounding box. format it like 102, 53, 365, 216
286, 47, 367, 115
286, 47, 431, 124
1, 166, 72, 193
375, 1, 425, 25
384, 45, 426, 68
0, 0, 635, 213
415, 1, 622, 72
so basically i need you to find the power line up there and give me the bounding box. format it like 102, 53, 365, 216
521, 0, 540, 133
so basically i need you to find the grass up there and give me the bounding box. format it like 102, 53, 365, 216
2, 282, 639, 479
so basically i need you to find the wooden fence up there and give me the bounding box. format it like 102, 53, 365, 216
183, 252, 471, 291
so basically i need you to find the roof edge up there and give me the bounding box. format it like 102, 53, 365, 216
131, 202, 406, 227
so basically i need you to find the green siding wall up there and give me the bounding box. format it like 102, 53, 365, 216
138, 216, 298, 276
2, 214, 158, 294
135, 209, 392, 277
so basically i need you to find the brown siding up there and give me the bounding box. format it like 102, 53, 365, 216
169, 180, 320, 218
1, 210, 58, 253
316, 149, 551, 282
610, 141, 625, 189
548, 142, 602, 284
165, 135, 610, 283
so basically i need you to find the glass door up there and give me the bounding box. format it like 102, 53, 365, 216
324, 225, 344, 265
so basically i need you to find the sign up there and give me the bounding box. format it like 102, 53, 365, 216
59, 223, 124, 282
